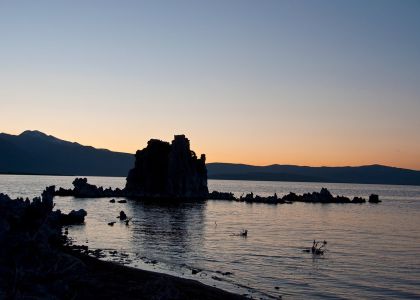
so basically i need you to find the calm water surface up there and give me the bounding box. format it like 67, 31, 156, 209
1, 174, 420, 299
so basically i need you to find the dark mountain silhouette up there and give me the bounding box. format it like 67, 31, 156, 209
206, 163, 420, 186
0, 130, 133, 176
1, 130, 419, 185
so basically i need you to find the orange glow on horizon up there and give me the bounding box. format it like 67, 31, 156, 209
3, 123, 420, 171
2, 1, 420, 172
16, 129, 416, 171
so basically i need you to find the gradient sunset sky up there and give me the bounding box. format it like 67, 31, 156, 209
1, 1, 419, 169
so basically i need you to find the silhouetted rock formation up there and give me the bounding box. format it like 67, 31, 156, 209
298, 188, 365, 203
239, 192, 283, 204
0, 186, 87, 298
1, 188, 242, 300
55, 176, 380, 207
292, 188, 365, 203
55, 178, 379, 206
369, 194, 381, 203
208, 188, 373, 204
57, 209, 87, 225
208, 191, 236, 200
73, 178, 125, 198
54, 135, 208, 200
56, 178, 125, 198
125, 135, 208, 198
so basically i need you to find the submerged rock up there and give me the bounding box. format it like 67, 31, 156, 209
125, 135, 208, 199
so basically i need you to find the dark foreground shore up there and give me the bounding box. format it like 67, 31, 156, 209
65, 249, 245, 300
0, 186, 245, 300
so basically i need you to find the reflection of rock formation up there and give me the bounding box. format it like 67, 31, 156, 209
125, 135, 208, 199
126, 200, 206, 261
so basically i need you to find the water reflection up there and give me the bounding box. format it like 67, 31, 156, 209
2, 175, 420, 299
127, 200, 206, 262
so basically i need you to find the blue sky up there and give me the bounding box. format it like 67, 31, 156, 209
1, 0, 419, 168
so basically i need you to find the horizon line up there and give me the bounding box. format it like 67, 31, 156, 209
2, 129, 420, 172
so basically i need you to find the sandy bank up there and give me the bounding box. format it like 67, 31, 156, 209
64, 248, 246, 300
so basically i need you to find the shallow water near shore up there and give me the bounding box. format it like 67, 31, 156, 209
1, 174, 420, 299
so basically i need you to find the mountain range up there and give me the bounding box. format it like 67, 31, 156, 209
1, 130, 419, 186
0, 130, 133, 176
207, 163, 420, 186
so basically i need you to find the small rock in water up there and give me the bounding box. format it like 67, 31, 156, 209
118, 210, 127, 220
109, 199, 116, 203
91, 249, 104, 258
211, 276, 222, 281
108, 221, 116, 226
58, 209, 87, 225
369, 194, 381, 203
118, 200, 127, 203
216, 270, 233, 276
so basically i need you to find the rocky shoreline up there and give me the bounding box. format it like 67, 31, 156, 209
55, 177, 381, 204
53, 135, 381, 205
0, 181, 381, 299
61, 247, 246, 300
0, 186, 245, 300
210, 188, 381, 204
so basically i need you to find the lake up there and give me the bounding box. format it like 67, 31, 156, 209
1, 174, 420, 299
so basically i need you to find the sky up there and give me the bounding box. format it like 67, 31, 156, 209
1, 0, 419, 169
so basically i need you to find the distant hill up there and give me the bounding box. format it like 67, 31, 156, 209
0, 130, 134, 176
1, 130, 420, 185
207, 163, 420, 186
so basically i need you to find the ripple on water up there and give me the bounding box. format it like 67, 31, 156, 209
1, 175, 420, 299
